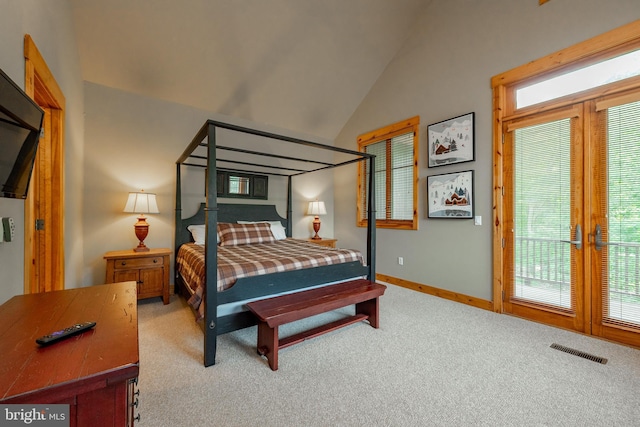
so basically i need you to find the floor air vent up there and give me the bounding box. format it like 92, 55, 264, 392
550, 343, 608, 364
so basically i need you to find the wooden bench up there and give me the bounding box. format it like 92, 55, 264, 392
246, 279, 386, 371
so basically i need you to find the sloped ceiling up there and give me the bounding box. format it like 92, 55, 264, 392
69, 0, 430, 140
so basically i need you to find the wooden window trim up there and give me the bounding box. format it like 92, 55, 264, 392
357, 116, 419, 230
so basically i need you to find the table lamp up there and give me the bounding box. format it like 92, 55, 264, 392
307, 200, 326, 240
123, 190, 159, 252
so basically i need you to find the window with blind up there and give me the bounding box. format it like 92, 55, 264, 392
357, 117, 419, 230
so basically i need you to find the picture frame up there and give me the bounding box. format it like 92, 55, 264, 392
427, 112, 475, 167
427, 170, 474, 219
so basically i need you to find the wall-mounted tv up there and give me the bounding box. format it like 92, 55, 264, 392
0, 68, 44, 199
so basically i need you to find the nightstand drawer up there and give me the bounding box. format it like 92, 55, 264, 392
113, 256, 164, 270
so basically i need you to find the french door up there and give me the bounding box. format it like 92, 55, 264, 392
502, 91, 640, 347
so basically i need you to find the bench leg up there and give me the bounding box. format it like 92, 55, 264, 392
356, 297, 380, 328
257, 322, 279, 371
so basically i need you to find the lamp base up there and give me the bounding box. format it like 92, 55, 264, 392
133, 216, 151, 252
312, 216, 322, 240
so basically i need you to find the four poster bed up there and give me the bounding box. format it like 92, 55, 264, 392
174, 120, 377, 367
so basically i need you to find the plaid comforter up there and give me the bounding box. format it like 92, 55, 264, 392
176, 239, 364, 321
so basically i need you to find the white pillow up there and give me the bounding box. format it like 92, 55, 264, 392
237, 220, 287, 240
187, 224, 220, 244
267, 222, 287, 240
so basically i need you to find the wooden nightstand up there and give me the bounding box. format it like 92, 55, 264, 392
104, 248, 171, 304
305, 238, 337, 248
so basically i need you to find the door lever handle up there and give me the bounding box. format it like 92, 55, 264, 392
594, 224, 640, 251
594, 224, 623, 251
560, 224, 582, 250
595, 224, 605, 251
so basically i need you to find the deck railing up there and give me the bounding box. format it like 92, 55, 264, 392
515, 236, 640, 300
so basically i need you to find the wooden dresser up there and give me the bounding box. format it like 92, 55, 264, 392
0, 282, 140, 426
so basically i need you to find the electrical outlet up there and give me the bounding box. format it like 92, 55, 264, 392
398, 256, 404, 266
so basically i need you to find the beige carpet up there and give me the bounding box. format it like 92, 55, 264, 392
136, 284, 640, 426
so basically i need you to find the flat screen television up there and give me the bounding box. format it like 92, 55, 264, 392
0, 68, 44, 199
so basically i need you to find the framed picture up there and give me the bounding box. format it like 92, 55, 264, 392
427, 112, 475, 167
427, 170, 474, 219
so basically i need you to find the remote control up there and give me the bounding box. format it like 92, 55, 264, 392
36, 321, 96, 346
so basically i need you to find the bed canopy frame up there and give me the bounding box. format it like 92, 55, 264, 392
175, 119, 377, 367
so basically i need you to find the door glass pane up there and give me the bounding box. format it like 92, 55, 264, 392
604, 100, 640, 327
513, 119, 574, 310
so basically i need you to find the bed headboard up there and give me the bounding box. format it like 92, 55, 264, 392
176, 203, 288, 247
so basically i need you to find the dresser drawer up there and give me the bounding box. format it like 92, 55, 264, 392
114, 256, 164, 270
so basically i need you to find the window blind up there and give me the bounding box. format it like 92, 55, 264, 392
390, 132, 414, 220
364, 139, 387, 220
601, 99, 640, 327
513, 118, 575, 310
362, 131, 414, 221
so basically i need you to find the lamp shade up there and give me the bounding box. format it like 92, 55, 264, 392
307, 200, 326, 216
123, 191, 159, 214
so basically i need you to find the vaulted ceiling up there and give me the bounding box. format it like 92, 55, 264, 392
69, 0, 431, 140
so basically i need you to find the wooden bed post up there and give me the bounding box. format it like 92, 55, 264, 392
204, 121, 219, 367
366, 155, 376, 281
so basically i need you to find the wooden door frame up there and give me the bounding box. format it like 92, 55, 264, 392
23, 35, 65, 293
492, 20, 640, 314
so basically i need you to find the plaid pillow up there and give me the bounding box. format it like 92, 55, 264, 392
217, 222, 276, 246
